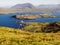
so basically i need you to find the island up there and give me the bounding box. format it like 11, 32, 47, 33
12, 14, 59, 20
12, 14, 39, 20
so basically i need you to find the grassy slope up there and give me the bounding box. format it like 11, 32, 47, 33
0, 26, 60, 45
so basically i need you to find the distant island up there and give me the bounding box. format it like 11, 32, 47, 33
12, 14, 59, 20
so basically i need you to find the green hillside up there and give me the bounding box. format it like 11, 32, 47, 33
0, 22, 60, 45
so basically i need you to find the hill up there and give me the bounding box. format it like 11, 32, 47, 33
11, 3, 34, 9
11, 3, 40, 12
38, 4, 60, 13
10, 4, 60, 13
0, 22, 60, 45
0, 3, 60, 13
0, 8, 15, 14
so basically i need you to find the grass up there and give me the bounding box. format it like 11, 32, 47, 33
23, 22, 60, 33
0, 22, 60, 45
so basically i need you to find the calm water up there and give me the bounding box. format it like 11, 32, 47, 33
0, 12, 60, 28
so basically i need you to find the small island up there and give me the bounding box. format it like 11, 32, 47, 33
12, 14, 39, 20
12, 14, 59, 20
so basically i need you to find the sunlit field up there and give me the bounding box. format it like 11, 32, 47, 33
0, 22, 60, 45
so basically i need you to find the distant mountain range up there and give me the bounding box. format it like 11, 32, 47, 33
0, 3, 60, 13
38, 4, 60, 13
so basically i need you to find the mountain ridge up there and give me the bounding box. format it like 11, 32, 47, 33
11, 3, 35, 9
0, 3, 60, 13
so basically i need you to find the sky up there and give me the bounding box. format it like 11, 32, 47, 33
0, 0, 60, 7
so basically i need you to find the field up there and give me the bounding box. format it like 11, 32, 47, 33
0, 22, 60, 45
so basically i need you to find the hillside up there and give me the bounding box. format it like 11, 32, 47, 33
0, 3, 60, 14
11, 3, 34, 9
10, 3, 40, 12
0, 8, 16, 14
0, 22, 60, 45
38, 4, 60, 13
11, 3, 60, 13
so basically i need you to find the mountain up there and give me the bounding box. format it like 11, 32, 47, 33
38, 4, 60, 13
38, 4, 60, 9
11, 3, 34, 9
11, 3, 60, 13
0, 3, 60, 13
11, 3, 40, 12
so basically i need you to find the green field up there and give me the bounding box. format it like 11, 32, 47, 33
0, 22, 60, 45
